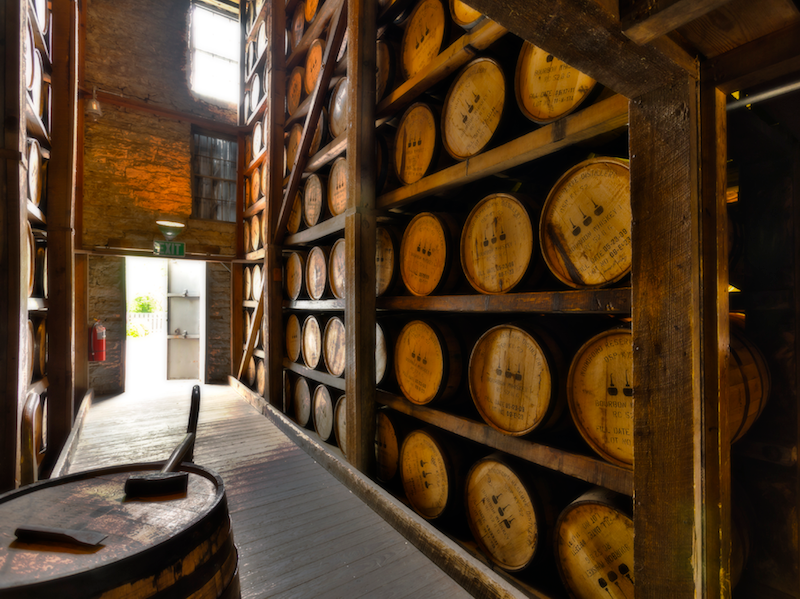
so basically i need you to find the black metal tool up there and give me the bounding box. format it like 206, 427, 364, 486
124, 385, 201, 498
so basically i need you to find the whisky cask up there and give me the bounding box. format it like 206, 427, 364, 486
286, 313, 302, 362
293, 376, 312, 427
249, 213, 261, 252
304, 38, 326, 95
256, 21, 267, 57
328, 77, 348, 139
375, 321, 391, 385
251, 72, 262, 108
286, 190, 303, 235
26, 222, 36, 297
729, 315, 771, 443
449, 0, 483, 30
26, 320, 35, 384
285, 250, 307, 300
465, 454, 552, 572
555, 488, 634, 599
460, 193, 539, 294
33, 319, 46, 379
539, 157, 632, 288
302, 314, 324, 370
399, 428, 464, 521
287, 65, 305, 115
252, 121, 263, 156
441, 57, 507, 161
323, 316, 346, 377
286, 117, 326, 171
30, 49, 44, 121
290, 3, 305, 50
35, 243, 48, 299
303, 172, 327, 227
394, 319, 463, 405
25, 22, 35, 93
334, 393, 347, 456
399, 212, 460, 296
566, 327, 634, 467
251, 264, 262, 301
328, 238, 346, 299
468, 322, 567, 435
313, 384, 336, 442
400, 0, 449, 81
376, 409, 413, 484
376, 39, 396, 102
243, 310, 252, 346
0, 463, 239, 599
305, 245, 330, 300
256, 358, 266, 396
27, 138, 44, 206
376, 226, 401, 296
250, 167, 262, 204
246, 355, 257, 387
328, 156, 348, 215
305, 0, 321, 23
393, 102, 439, 186
515, 41, 598, 124
243, 217, 251, 254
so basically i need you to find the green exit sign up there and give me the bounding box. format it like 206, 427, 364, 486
153, 240, 185, 256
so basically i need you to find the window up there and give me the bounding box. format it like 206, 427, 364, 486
191, 129, 237, 222
190, 2, 239, 105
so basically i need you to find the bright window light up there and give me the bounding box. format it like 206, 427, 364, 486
191, 4, 239, 105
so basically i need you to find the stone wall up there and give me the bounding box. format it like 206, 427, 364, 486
88, 256, 126, 396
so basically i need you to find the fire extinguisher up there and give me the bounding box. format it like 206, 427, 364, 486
90, 321, 106, 362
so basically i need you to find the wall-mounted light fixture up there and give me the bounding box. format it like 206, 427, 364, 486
86, 86, 103, 120
156, 220, 186, 241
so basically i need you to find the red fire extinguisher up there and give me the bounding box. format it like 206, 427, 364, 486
90, 321, 106, 362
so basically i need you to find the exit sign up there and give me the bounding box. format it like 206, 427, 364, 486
154, 240, 185, 257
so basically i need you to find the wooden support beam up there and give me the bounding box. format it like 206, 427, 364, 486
706, 21, 800, 94
621, 0, 736, 45
344, 0, 377, 473
273, 0, 347, 245
459, 0, 697, 98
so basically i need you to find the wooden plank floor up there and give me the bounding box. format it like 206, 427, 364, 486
64, 381, 473, 599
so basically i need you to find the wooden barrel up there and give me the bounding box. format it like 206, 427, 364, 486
515, 41, 598, 124
399, 212, 460, 296
249, 213, 261, 252
334, 394, 347, 457
250, 167, 262, 205
376, 39, 396, 102
305, 245, 330, 300
449, 0, 483, 29
539, 157, 632, 288
290, 3, 305, 50
287, 118, 325, 170
252, 121, 263, 157
26, 222, 36, 298
400, 428, 463, 520
246, 355, 257, 387
567, 327, 634, 467
394, 319, 462, 405
328, 156, 348, 216
25, 22, 35, 94
243, 219, 251, 254
27, 138, 43, 206
35, 243, 48, 299
323, 316, 346, 377
286, 190, 303, 235
729, 316, 771, 443
328, 238, 346, 299
293, 376, 312, 427
287, 66, 305, 116
313, 384, 336, 443
376, 225, 401, 296
303, 173, 327, 227
304, 38, 326, 94
282, 370, 293, 414
243, 310, 252, 345
465, 454, 551, 572
375, 409, 411, 484
286, 313, 302, 362
251, 264, 263, 301
328, 77, 348, 139
301, 314, 323, 369
30, 49, 44, 121
393, 102, 439, 186
400, 0, 449, 81
442, 57, 507, 161
33, 319, 46, 379
461, 193, 539, 294
305, 0, 321, 23
26, 320, 35, 385
468, 322, 567, 435
0, 463, 239, 599
251, 72, 262, 108
256, 358, 267, 396
256, 21, 267, 57
376, 321, 390, 385
285, 251, 307, 300
555, 488, 634, 599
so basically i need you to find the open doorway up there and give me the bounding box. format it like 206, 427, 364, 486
125, 258, 207, 389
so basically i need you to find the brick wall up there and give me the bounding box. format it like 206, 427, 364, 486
206, 262, 232, 382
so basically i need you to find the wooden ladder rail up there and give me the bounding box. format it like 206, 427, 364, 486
238, 0, 348, 380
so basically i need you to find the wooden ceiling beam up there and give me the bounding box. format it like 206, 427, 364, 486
462, 0, 697, 98
620, 0, 736, 45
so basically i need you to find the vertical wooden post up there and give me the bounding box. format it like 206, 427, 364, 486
631, 75, 729, 597
264, 0, 286, 409
345, 0, 376, 472
45, 0, 79, 471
